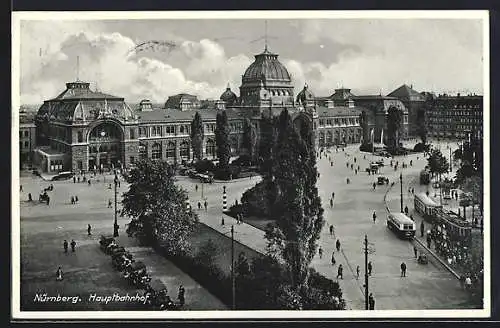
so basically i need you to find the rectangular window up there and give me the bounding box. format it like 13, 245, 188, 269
24, 141, 29, 148
77, 161, 83, 170
24, 131, 29, 137
130, 128, 135, 139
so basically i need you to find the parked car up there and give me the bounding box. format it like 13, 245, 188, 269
52, 171, 73, 181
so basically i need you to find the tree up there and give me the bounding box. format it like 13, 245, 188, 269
215, 110, 230, 170
258, 115, 277, 176
265, 109, 325, 293
386, 106, 403, 151
242, 118, 258, 162
122, 159, 198, 255
359, 110, 370, 146
190, 112, 204, 161
427, 148, 449, 179
416, 107, 427, 145
462, 175, 483, 219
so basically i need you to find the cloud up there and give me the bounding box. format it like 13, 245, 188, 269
20, 27, 252, 104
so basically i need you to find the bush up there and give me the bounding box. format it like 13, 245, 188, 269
359, 143, 374, 152
214, 165, 241, 180
194, 159, 216, 174
414, 142, 430, 152
231, 155, 254, 167
240, 180, 277, 218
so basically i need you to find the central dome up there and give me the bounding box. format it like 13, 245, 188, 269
242, 48, 291, 82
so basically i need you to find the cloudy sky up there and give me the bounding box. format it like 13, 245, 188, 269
17, 15, 485, 105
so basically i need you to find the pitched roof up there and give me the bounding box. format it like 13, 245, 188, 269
136, 107, 247, 123
388, 84, 425, 101
317, 105, 363, 117
49, 81, 123, 101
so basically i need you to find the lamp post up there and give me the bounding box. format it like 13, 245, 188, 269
231, 225, 235, 310
364, 234, 369, 310
400, 173, 404, 213
113, 173, 119, 237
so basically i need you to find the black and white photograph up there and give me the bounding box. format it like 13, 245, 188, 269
11, 10, 490, 319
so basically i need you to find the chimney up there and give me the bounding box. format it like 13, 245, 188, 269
326, 99, 334, 109
139, 99, 153, 112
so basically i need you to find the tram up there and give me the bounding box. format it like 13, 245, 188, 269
434, 208, 472, 241
387, 213, 416, 239
414, 192, 442, 223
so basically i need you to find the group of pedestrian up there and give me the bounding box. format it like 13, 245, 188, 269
63, 239, 77, 253
70, 195, 79, 205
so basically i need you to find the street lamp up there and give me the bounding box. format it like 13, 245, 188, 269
400, 173, 403, 213
113, 173, 119, 237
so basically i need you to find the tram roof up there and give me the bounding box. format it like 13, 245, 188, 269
388, 212, 414, 224
415, 192, 440, 207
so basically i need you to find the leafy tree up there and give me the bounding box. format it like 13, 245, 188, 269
122, 159, 198, 255
215, 110, 230, 170
258, 115, 277, 176
242, 118, 258, 162
359, 110, 370, 146
265, 109, 325, 293
386, 106, 403, 151
235, 252, 251, 277
195, 238, 218, 270
416, 107, 427, 145
190, 112, 204, 161
462, 175, 483, 218
427, 148, 449, 178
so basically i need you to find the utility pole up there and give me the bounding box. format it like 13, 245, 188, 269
231, 225, 236, 310
364, 234, 369, 310
113, 174, 119, 237
400, 173, 403, 213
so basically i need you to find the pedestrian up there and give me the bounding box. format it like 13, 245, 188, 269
77, 176, 80, 183
329, 225, 334, 236
318, 246, 323, 259
355, 169, 358, 175
331, 252, 336, 265
369, 293, 375, 310
178, 285, 185, 306
221, 217, 225, 226
20, 185, 23, 192
368, 261, 373, 275
56, 266, 63, 281
404, 206, 409, 215
426, 190, 429, 197
354, 157, 357, 163
465, 276, 472, 290
420, 221, 425, 237
356, 265, 360, 279
75, 195, 78, 203
336, 239, 341, 252
400, 262, 407, 277
198, 201, 202, 210
372, 211, 377, 223
46, 196, 50, 205
63, 240, 68, 253
346, 178, 350, 184
330, 198, 333, 208
88, 180, 91, 186
195, 184, 198, 192
412, 188, 415, 194
426, 233, 432, 248
413, 245, 418, 258
87, 224, 92, 236
204, 200, 208, 211
71, 196, 76, 204
332, 192, 335, 200
73, 176, 76, 183
28, 193, 32, 202
71, 239, 76, 252
337, 264, 343, 280
373, 182, 376, 191
108, 199, 112, 208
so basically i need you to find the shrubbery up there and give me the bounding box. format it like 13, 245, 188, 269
238, 180, 278, 218
359, 143, 374, 152
214, 164, 241, 180
414, 142, 430, 152
194, 159, 216, 174
231, 155, 254, 167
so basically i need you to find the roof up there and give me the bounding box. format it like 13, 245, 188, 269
388, 84, 425, 101
242, 47, 291, 82
50, 81, 123, 101
330, 88, 356, 100
388, 213, 414, 224
415, 192, 440, 207
317, 105, 363, 117
164, 93, 200, 109
353, 95, 399, 100
136, 107, 246, 123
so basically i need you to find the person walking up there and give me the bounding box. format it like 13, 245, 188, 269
74, 195, 79, 203
356, 265, 360, 280
198, 201, 202, 210
47, 196, 50, 205
73, 176, 76, 183
318, 246, 323, 259
336, 239, 341, 252
20, 185, 23, 192
195, 184, 198, 192
368, 261, 373, 275
337, 264, 343, 280
400, 262, 407, 277
178, 285, 185, 306
369, 293, 375, 310
413, 245, 418, 258
221, 217, 225, 226
372, 211, 377, 223
329, 225, 334, 236
108, 199, 112, 208
63, 240, 68, 253
71, 196, 75, 205
204, 200, 208, 211
372, 182, 376, 191
404, 206, 409, 215
330, 198, 333, 208
331, 252, 336, 265
56, 266, 63, 281
420, 221, 425, 237
28, 193, 32, 202
87, 224, 92, 236
70, 239, 76, 252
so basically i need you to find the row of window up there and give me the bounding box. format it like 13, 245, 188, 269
319, 117, 359, 127
429, 110, 482, 116
429, 118, 481, 124
434, 104, 481, 109
19, 141, 30, 149
19, 130, 30, 138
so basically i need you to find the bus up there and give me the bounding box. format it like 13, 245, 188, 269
414, 192, 442, 223
387, 213, 416, 239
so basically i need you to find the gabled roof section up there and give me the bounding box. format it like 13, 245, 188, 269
50, 81, 123, 101
388, 84, 425, 101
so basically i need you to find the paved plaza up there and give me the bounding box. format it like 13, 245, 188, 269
18, 140, 480, 311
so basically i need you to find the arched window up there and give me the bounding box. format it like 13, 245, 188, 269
166, 142, 176, 159
230, 137, 238, 155
77, 131, 83, 143
152, 143, 162, 159
180, 141, 190, 160
180, 125, 184, 134
206, 139, 216, 159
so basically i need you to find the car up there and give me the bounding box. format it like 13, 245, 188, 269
197, 173, 214, 183
377, 176, 387, 185
52, 171, 73, 181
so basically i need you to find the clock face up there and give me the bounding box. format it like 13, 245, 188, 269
260, 89, 268, 98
